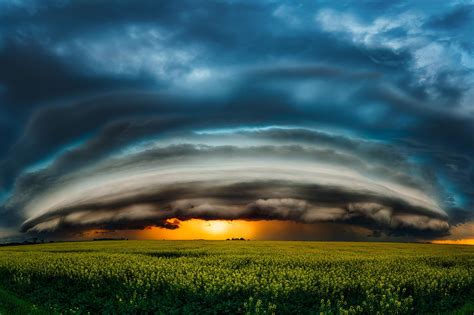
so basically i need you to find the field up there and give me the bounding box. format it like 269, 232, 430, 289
0, 241, 473, 314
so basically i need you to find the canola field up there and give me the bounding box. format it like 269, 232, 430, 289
0, 241, 473, 314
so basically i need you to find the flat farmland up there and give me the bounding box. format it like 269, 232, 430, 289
0, 241, 472, 314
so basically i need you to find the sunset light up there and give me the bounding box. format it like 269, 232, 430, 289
204, 221, 230, 235
137, 219, 257, 240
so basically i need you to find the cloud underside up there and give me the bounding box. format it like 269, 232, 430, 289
18, 142, 449, 237
0, 120, 457, 239
24, 190, 449, 238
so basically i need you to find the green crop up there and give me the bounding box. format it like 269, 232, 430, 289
0, 241, 472, 314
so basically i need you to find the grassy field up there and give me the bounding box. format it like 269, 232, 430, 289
0, 241, 472, 314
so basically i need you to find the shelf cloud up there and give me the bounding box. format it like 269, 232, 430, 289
0, 0, 473, 241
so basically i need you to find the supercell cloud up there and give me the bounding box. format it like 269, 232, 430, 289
0, 0, 473, 241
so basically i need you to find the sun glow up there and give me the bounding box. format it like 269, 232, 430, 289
204, 221, 230, 234
137, 219, 257, 240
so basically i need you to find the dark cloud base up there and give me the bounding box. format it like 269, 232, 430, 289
20, 179, 449, 238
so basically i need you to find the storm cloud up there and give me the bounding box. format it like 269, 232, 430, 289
0, 0, 473, 241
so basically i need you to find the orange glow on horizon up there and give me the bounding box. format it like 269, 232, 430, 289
79, 222, 474, 244
80, 220, 372, 241
431, 239, 474, 246
138, 219, 258, 240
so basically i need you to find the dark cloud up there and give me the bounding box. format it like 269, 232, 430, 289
2, 138, 444, 223
0, 0, 473, 241
249, 65, 383, 81
426, 5, 474, 29
3, 136, 447, 238
0, 90, 303, 189
0, 93, 167, 188
19, 179, 449, 237
0, 40, 150, 111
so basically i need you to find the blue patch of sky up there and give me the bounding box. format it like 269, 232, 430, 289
193, 125, 373, 142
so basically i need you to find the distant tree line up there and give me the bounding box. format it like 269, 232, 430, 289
226, 238, 249, 241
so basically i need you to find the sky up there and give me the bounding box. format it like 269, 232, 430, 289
0, 0, 473, 243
